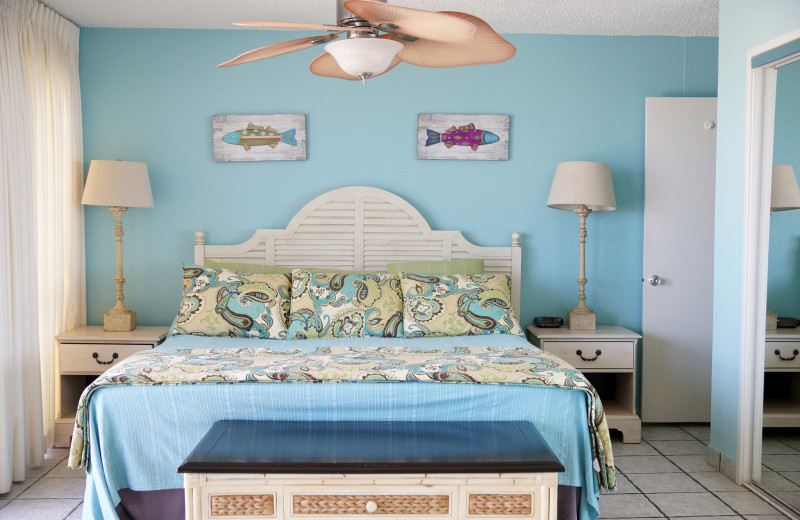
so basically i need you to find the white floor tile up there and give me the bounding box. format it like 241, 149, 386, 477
598, 494, 664, 518
646, 492, 735, 517
615, 456, 681, 474
611, 441, 660, 457
679, 425, 711, 441
648, 440, 708, 456
642, 425, 695, 441
65, 502, 83, 519
759, 471, 800, 493
716, 491, 781, 515
762, 454, 800, 472
0, 500, 7, 510
688, 471, 746, 492
666, 455, 717, 473
18, 478, 85, 499
761, 438, 800, 455
0, 498, 81, 519
45, 461, 85, 479
626, 473, 705, 493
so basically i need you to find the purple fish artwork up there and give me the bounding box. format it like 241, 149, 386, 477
425, 123, 500, 151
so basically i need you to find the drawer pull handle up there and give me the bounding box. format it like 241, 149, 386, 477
774, 349, 800, 361
92, 352, 119, 365
365, 500, 378, 513
576, 349, 602, 362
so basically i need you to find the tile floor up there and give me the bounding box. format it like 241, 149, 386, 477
0, 424, 793, 520
601, 424, 791, 519
760, 427, 800, 511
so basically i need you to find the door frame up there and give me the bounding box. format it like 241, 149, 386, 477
738, 27, 800, 484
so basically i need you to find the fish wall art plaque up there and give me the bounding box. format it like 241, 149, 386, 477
213, 114, 306, 162
418, 113, 509, 161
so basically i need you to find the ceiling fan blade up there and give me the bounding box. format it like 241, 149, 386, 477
218, 34, 339, 67
234, 21, 373, 32
393, 12, 516, 68
309, 49, 401, 81
344, 0, 476, 44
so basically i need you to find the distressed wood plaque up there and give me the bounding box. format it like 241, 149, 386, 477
213, 114, 306, 162
418, 114, 509, 161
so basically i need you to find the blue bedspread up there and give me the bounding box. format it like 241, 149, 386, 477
78, 334, 605, 520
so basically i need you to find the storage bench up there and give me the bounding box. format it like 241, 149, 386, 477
178, 420, 564, 520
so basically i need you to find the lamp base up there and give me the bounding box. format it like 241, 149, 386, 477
104, 309, 136, 332
568, 307, 596, 330
767, 309, 778, 330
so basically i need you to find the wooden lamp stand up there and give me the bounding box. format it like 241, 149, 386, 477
103, 206, 136, 331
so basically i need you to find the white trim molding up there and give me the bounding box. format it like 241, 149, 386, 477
738, 27, 800, 485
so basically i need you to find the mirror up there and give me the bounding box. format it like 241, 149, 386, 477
758, 56, 800, 511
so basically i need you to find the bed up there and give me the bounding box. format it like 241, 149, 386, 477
68, 186, 614, 520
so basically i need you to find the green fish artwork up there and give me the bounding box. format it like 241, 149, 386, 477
222, 123, 297, 151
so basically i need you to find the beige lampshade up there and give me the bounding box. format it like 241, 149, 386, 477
546, 161, 617, 211
771, 164, 800, 212
82, 160, 153, 208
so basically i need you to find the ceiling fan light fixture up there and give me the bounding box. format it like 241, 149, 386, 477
325, 37, 404, 85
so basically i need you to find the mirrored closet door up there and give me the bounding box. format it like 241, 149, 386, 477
758, 55, 800, 513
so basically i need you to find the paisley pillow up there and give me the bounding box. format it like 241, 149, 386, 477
171, 266, 291, 339
287, 269, 403, 339
400, 273, 523, 338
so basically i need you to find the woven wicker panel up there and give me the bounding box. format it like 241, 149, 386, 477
293, 494, 450, 515
210, 494, 275, 516
467, 494, 532, 516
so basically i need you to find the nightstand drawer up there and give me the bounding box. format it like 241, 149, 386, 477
288, 487, 454, 517
541, 341, 633, 370
765, 341, 800, 369
59, 343, 149, 374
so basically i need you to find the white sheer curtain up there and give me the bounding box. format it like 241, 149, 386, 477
0, 0, 84, 493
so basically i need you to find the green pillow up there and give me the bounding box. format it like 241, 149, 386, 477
386, 259, 484, 275
204, 259, 291, 275
204, 260, 382, 276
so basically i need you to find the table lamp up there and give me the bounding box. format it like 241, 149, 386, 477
547, 161, 616, 329
81, 159, 153, 331
767, 164, 800, 329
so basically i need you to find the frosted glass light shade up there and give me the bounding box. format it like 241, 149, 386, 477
82, 160, 153, 208
771, 164, 800, 212
547, 161, 616, 212
325, 38, 403, 78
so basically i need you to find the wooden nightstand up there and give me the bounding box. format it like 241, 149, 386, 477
53, 325, 169, 447
526, 325, 642, 443
763, 329, 800, 428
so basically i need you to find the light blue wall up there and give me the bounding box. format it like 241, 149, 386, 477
80, 30, 717, 336
768, 59, 800, 317
712, 1, 800, 460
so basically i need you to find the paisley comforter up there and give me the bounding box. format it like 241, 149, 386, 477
68, 339, 615, 491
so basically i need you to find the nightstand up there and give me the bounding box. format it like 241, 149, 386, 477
53, 325, 169, 447
526, 325, 642, 443
763, 329, 800, 427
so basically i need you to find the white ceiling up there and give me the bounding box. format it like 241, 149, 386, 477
41, 0, 719, 36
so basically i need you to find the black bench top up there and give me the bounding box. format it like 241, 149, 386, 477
178, 420, 565, 474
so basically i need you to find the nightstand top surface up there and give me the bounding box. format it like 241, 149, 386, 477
527, 324, 640, 340
766, 328, 800, 340
57, 325, 169, 342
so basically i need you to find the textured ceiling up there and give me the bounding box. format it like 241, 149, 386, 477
41, 0, 719, 36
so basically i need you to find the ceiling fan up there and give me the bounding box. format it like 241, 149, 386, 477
218, 0, 516, 86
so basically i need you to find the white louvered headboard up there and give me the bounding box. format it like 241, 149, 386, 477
194, 186, 522, 314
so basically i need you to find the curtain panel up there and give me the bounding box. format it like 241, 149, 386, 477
0, 0, 84, 493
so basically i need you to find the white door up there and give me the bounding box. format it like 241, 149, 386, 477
642, 97, 717, 422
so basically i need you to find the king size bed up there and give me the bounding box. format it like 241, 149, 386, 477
68, 186, 614, 520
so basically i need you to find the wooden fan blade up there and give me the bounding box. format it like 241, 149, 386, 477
344, 0, 475, 44
309, 49, 401, 81
234, 21, 373, 32
218, 34, 339, 67
393, 12, 516, 68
